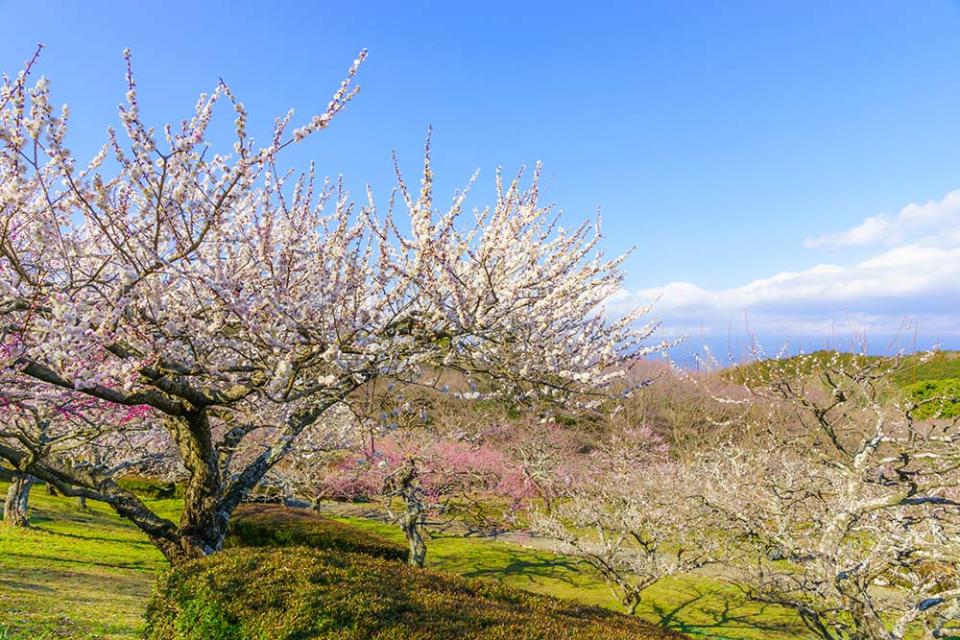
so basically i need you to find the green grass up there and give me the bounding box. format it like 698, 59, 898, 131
145, 546, 685, 640
891, 350, 960, 386
227, 503, 407, 561
324, 516, 805, 640
0, 485, 808, 639
0, 487, 176, 639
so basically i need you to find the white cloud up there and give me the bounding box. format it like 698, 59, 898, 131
617, 189, 960, 342
803, 189, 960, 248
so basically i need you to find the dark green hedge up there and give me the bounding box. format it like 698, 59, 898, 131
226, 504, 407, 562
144, 546, 685, 640
116, 475, 184, 499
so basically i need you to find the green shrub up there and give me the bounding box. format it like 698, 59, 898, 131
116, 475, 184, 499
226, 504, 407, 562
172, 587, 242, 640
144, 546, 685, 640
904, 378, 960, 419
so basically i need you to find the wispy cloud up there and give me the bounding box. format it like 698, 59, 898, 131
803, 189, 960, 248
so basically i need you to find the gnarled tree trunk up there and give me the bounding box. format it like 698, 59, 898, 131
845, 595, 891, 640
402, 506, 427, 568
159, 411, 231, 564
3, 473, 34, 527
393, 461, 427, 568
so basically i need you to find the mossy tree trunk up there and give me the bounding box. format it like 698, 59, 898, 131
393, 461, 427, 568
844, 592, 891, 640
3, 472, 34, 527
402, 506, 427, 568
0, 410, 236, 564
162, 412, 231, 563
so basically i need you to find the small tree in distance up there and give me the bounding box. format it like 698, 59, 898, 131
347, 430, 528, 567
274, 389, 537, 567
530, 422, 714, 615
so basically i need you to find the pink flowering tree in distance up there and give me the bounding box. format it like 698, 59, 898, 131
294, 422, 533, 567
268, 384, 556, 567
0, 378, 174, 526
0, 46, 660, 563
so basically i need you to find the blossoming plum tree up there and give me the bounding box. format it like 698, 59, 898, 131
302, 424, 531, 567
698, 353, 960, 640
270, 386, 543, 567
529, 424, 713, 615
0, 46, 659, 563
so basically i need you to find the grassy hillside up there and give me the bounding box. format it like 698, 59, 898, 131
891, 350, 960, 386
324, 515, 804, 639
226, 503, 407, 561
723, 349, 960, 388
0, 485, 807, 639
721, 349, 960, 420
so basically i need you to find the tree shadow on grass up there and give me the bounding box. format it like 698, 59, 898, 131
645, 584, 809, 640
3, 562, 153, 589
31, 525, 156, 548
0, 578, 54, 593
28, 506, 125, 528
461, 554, 585, 588
3, 550, 159, 572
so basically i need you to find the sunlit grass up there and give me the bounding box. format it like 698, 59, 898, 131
0, 484, 812, 639
328, 515, 806, 639
0, 486, 173, 639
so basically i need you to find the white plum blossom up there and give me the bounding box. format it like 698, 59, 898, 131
0, 47, 659, 563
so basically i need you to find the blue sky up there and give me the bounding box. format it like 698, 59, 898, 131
3, 0, 960, 357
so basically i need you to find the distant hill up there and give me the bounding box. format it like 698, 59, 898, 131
723, 349, 960, 389
719, 349, 960, 420
889, 350, 960, 387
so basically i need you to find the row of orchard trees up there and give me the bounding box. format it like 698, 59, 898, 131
0, 46, 657, 563
526, 353, 960, 640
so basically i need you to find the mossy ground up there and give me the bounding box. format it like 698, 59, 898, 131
0, 484, 808, 639
227, 504, 407, 562
144, 546, 688, 640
